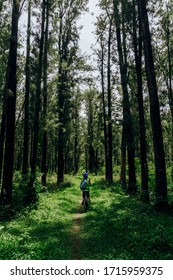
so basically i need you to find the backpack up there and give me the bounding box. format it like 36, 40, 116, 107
80, 179, 87, 190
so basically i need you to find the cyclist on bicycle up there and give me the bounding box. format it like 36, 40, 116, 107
80, 172, 91, 205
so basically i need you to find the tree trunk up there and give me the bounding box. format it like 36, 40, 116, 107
57, 81, 65, 182
74, 132, 78, 174
22, 0, 31, 176
1, 0, 19, 203
133, 0, 149, 201
41, 0, 49, 186
113, 0, 136, 193
0, 90, 7, 190
100, 35, 109, 181
73, 99, 79, 174
30, 0, 45, 186
107, 18, 113, 183
57, 62, 65, 182
88, 93, 95, 173
138, 0, 167, 205
57, 10, 64, 183
120, 125, 126, 187
165, 11, 173, 181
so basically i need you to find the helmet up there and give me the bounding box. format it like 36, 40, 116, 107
83, 172, 88, 179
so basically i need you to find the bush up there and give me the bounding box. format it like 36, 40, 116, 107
13, 172, 42, 206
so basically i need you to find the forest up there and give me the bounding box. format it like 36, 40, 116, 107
0, 0, 173, 260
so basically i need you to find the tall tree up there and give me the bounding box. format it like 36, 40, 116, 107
94, 14, 112, 182
0, 2, 12, 193
1, 0, 20, 203
107, 13, 113, 183
138, 0, 168, 205
132, 0, 149, 201
57, 3, 65, 182
41, 0, 50, 186
99, 26, 109, 181
72, 88, 81, 175
113, 0, 136, 193
86, 88, 96, 173
159, 1, 173, 179
22, 0, 31, 176
29, 0, 46, 188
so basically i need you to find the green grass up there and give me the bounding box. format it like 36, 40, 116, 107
0, 176, 81, 260
79, 180, 173, 260
0, 174, 173, 260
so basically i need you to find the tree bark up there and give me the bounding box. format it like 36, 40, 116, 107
120, 125, 126, 187
165, 10, 173, 181
22, 0, 31, 176
138, 0, 167, 204
41, 0, 49, 186
88, 93, 95, 173
133, 0, 149, 201
100, 35, 109, 181
74, 103, 79, 174
107, 17, 113, 183
0, 88, 7, 189
1, 0, 20, 203
113, 0, 136, 193
30, 0, 45, 186
57, 9, 64, 183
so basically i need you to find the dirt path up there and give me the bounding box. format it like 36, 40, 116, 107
71, 204, 84, 260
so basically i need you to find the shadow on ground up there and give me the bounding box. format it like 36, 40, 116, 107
79, 192, 173, 260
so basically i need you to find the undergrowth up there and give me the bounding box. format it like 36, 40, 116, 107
0, 175, 80, 259
79, 179, 173, 260
0, 174, 173, 260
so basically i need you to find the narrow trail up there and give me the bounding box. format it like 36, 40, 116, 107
71, 204, 84, 260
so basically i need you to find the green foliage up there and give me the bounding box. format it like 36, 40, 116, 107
1, 175, 173, 260
0, 174, 79, 259
23, 177, 40, 205
12, 171, 42, 207
79, 179, 173, 260
57, 180, 74, 190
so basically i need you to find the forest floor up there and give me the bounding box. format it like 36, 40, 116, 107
0, 174, 173, 260
71, 204, 83, 260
